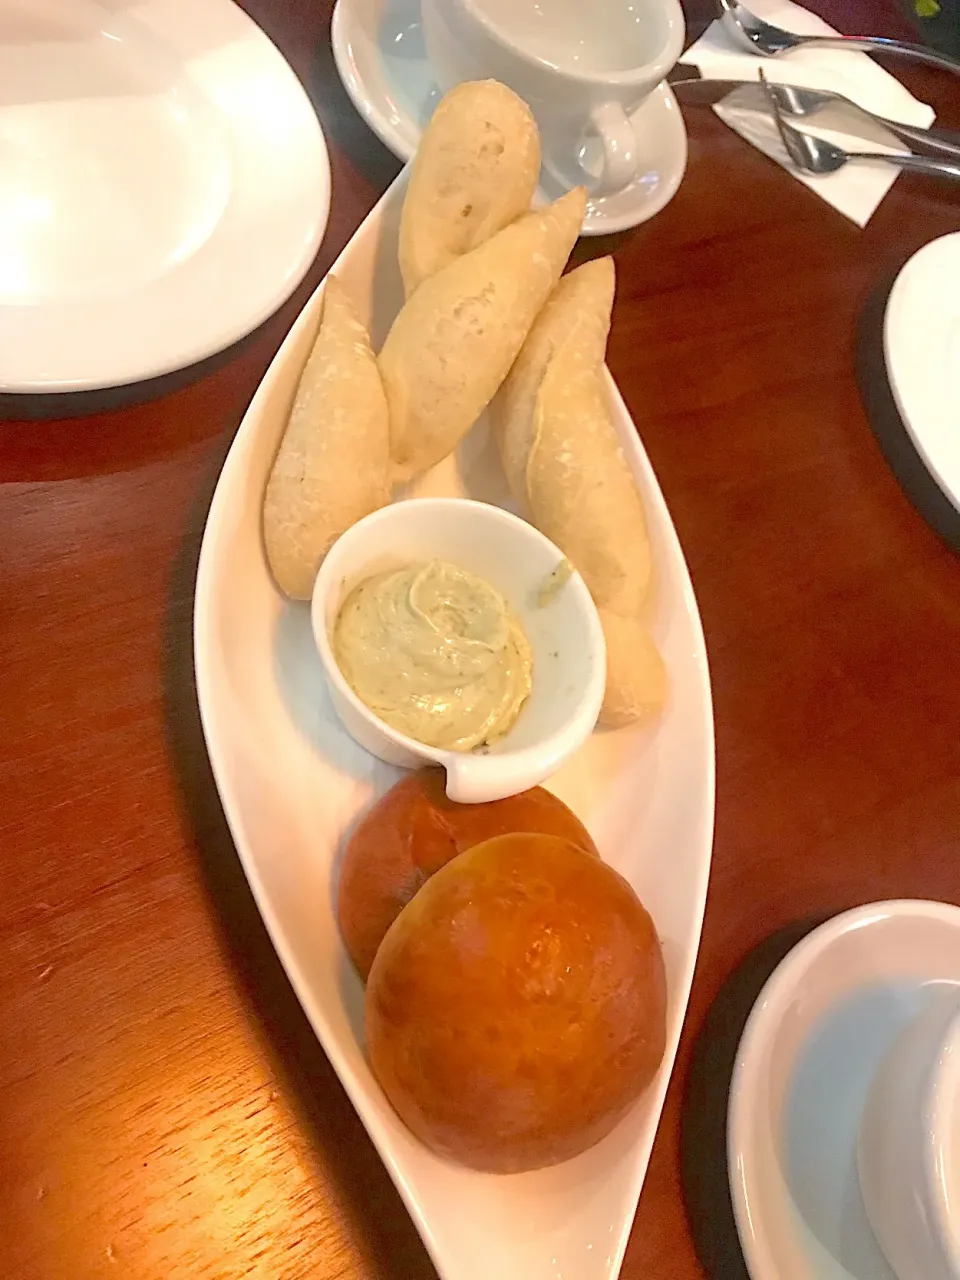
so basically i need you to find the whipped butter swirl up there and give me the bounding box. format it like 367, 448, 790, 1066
333, 560, 532, 751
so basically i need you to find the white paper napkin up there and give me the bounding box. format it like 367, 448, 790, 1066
680, 0, 936, 225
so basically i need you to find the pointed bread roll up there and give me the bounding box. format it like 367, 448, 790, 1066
598, 611, 668, 727
263, 276, 390, 599
398, 80, 540, 298
380, 186, 586, 487
492, 257, 665, 726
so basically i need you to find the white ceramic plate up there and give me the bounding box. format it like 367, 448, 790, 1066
884, 232, 960, 514
194, 172, 714, 1280
330, 0, 688, 235
0, 0, 330, 392
729, 901, 960, 1280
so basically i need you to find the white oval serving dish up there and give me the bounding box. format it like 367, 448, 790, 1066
193, 171, 714, 1280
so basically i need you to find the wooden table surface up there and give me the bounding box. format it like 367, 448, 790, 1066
2, 2, 959, 1276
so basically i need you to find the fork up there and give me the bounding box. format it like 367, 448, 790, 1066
758, 70, 960, 184
764, 83, 960, 162
670, 72, 960, 161
718, 0, 960, 77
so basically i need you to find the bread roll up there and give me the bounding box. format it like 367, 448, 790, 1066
492, 258, 665, 725
263, 276, 390, 599
366, 833, 667, 1173
398, 80, 540, 298
337, 769, 598, 979
600, 609, 668, 727
379, 186, 586, 487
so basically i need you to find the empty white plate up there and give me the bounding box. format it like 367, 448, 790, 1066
884, 232, 960, 514
729, 901, 960, 1280
330, 0, 687, 235
0, 0, 330, 392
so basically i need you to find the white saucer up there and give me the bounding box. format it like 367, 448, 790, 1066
728, 901, 960, 1280
0, 0, 330, 392
884, 232, 960, 514
331, 0, 687, 235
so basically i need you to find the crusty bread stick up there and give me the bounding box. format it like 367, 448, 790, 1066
399, 80, 540, 298
263, 276, 390, 599
493, 257, 666, 725
380, 187, 586, 488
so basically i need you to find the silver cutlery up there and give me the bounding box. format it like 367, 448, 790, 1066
669, 71, 960, 160
718, 0, 960, 77
758, 69, 960, 183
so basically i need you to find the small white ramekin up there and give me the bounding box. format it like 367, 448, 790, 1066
311, 497, 606, 803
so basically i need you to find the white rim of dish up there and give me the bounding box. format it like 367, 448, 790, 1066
926, 1006, 960, 1276
330, 0, 418, 161
882, 231, 960, 514
728, 899, 960, 1280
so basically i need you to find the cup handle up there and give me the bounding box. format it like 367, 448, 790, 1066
584, 101, 638, 196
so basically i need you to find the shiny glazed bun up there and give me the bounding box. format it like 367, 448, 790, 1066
337, 770, 598, 979
365, 833, 667, 1173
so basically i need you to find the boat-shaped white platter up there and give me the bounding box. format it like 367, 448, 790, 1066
193, 173, 715, 1280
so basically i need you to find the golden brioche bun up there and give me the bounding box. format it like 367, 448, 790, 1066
337, 770, 598, 979
365, 833, 666, 1173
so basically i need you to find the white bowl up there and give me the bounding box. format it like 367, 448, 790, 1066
858, 990, 960, 1280
311, 497, 606, 803
728, 899, 960, 1280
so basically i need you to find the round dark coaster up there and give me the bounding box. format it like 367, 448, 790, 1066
679, 916, 833, 1279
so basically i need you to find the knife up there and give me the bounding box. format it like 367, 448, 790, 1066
667, 69, 766, 105
667, 67, 960, 157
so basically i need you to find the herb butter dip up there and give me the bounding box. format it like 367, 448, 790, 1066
333, 560, 533, 751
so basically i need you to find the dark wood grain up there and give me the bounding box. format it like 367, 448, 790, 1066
1, 2, 958, 1277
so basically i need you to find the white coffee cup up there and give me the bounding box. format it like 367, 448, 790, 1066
421, 0, 685, 197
